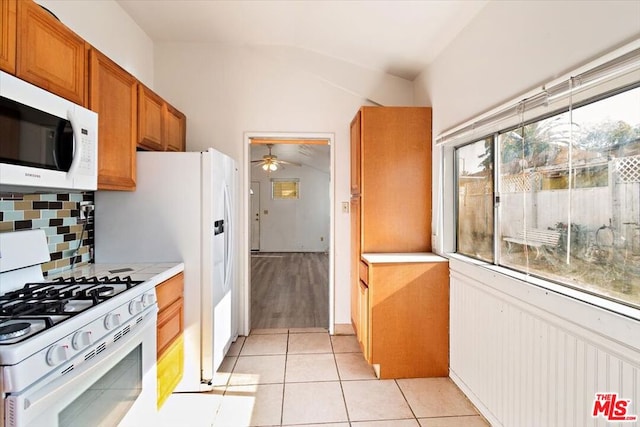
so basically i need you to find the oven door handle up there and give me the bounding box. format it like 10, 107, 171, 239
5, 311, 157, 427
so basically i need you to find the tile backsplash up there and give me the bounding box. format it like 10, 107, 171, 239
0, 192, 94, 276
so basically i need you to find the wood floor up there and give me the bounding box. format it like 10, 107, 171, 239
251, 252, 329, 329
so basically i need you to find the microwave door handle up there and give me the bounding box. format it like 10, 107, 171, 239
52, 132, 60, 169
52, 120, 67, 170
65, 109, 83, 178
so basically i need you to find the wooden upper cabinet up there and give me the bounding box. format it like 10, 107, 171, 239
165, 103, 186, 152
16, 0, 86, 105
89, 48, 137, 191
0, 0, 17, 74
137, 84, 165, 151
138, 83, 186, 152
350, 110, 361, 196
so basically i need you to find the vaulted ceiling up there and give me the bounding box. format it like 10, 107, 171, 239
251, 141, 331, 174
116, 0, 487, 81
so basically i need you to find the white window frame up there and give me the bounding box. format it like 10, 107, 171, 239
271, 178, 300, 200
436, 41, 640, 320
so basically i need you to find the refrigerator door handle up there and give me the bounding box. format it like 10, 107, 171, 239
223, 184, 233, 291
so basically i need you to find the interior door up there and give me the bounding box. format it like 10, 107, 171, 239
250, 181, 260, 251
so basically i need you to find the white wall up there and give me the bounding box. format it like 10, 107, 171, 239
153, 43, 415, 324
36, 0, 154, 87
416, 1, 640, 426
415, 0, 640, 137
251, 164, 330, 252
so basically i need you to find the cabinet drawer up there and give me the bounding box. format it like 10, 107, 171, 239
359, 260, 369, 285
156, 273, 184, 311
157, 298, 183, 356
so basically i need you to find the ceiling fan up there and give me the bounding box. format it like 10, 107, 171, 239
251, 144, 301, 172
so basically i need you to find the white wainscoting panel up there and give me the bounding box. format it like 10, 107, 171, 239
449, 258, 640, 427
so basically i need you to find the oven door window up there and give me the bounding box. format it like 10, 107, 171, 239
58, 345, 142, 427
0, 96, 73, 172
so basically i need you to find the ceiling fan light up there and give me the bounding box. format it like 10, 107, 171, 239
262, 163, 269, 171
269, 163, 278, 171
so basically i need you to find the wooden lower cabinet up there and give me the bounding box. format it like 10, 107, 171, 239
358, 255, 449, 379
157, 335, 184, 409
156, 272, 184, 409
357, 280, 369, 360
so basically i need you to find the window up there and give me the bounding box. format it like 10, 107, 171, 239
449, 63, 640, 310
271, 179, 299, 200
456, 137, 494, 262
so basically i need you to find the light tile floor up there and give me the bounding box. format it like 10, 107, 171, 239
158, 328, 490, 427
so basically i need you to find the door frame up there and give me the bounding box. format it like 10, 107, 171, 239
241, 131, 335, 335
250, 181, 260, 251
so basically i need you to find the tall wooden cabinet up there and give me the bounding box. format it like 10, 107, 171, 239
350, 106, 449, 378
89, 49, 137, 191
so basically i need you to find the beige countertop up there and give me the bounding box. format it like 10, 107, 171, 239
361, 253, 448, 264
51, 262, 185, 287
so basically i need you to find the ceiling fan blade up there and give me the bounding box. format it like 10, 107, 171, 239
278, 160, 301, 167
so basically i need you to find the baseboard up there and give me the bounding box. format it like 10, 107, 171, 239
449, 369, 501, 427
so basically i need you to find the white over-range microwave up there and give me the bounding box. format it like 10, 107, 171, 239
0, 71, 98, 192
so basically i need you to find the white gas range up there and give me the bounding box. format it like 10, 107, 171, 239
0, 229, 183, 427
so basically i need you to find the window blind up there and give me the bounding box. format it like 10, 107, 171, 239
436, 42, 640, 147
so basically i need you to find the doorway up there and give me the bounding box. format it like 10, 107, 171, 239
242, 133, 334, 333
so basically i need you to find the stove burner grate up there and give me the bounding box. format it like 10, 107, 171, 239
91, 286, 115, 297
0, 274, 147, 344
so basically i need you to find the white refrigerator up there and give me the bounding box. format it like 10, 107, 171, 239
95, 148, 238, 392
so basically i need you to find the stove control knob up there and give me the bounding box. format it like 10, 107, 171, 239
129, 300, 144, 315
104, 313, 121, 330
46, 344, 69, 366
141, 293, 156, 307
72, 331, 92, 350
